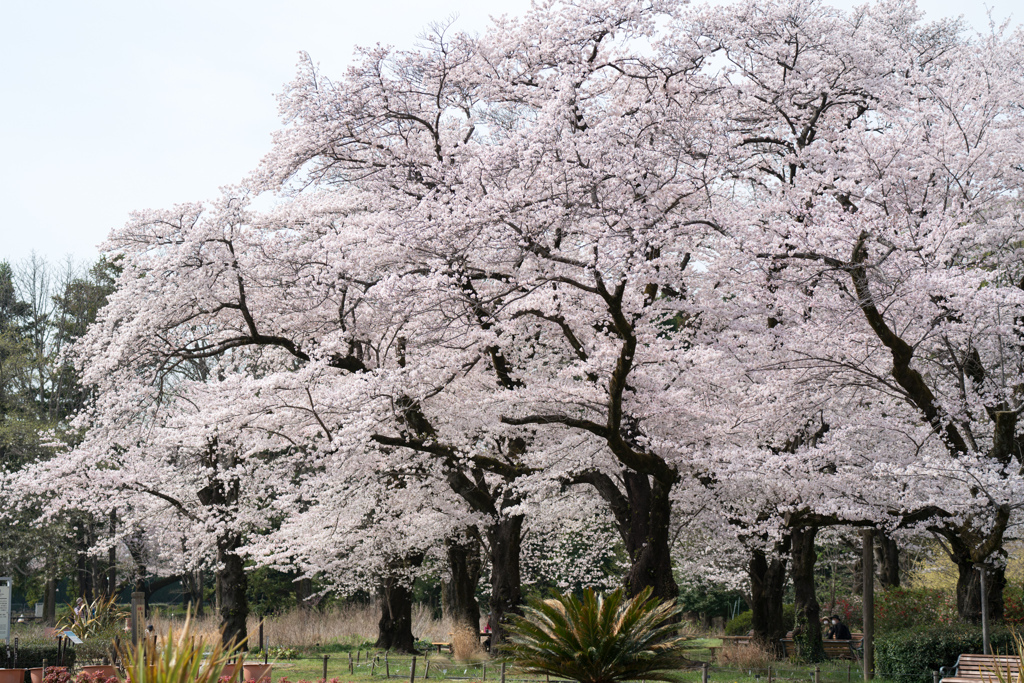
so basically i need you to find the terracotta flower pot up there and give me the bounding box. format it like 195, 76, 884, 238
80, 667, 117, 680
207, 660, 242, 682
0, 669, 27, 683
28, 669, 44, 683
242, 664, 271, 683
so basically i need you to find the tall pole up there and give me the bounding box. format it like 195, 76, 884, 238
977, 565, 990, 655
862, 530, 874, 682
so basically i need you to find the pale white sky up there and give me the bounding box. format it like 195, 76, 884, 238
1, 0, 1016, 265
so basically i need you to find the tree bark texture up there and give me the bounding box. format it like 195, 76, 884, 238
75, 518, 95, 603
874, 532, 900, 589
748, 546, 789, 658
956, 560, 1006, 624
487, 515, 524, 647
623, 472, 678, 602
791, 526, 825, 662
442, 532, 483, 635
218, 541, 249, 648
44, 576, 57, 625
375, 555, 424, 653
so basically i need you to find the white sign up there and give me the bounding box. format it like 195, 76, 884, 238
0, 576, 11, 644
35, 602, 43, 618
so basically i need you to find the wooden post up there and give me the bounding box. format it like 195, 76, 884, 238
324, 654, 330, 681
371, 656, 377, 677
702, 662, 709, 683
500, 662, 506, 683
385, 652, 390, 679
768, 666, 772, 683
410, 656, 417, 683
978, 565, 990, 655
483, 663, 487, 681
131, 592, 146, 646
424, 659, 430, 680
259, 621, 264, 653
814, 666, 820, 683
349, 652, 353, 675
863, 529, 874, 682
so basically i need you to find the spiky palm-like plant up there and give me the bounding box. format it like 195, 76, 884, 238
120, 613, 242, 683
506, 587, 690, 683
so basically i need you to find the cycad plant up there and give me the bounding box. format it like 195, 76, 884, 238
506, 587, 690, 683
120, 613, 241, 683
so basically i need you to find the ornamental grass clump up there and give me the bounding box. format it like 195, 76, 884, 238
506, 587, 690, 683
120, 614, 242, 683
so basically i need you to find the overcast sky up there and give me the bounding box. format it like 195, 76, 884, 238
1, 0, 1017, 266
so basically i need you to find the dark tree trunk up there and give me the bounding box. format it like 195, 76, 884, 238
443, 532, 483, 635
623, 472, 678, 601
106, 509, 117, 599
487, 515, 524, 647
748, 546, 788, 657
44, 575, 57, 626
297, 577, 315, 610
183, 569, 204, 617
956, 560, 1006, 623
375, 555, 423, 653
219, 541, 249, 649
76, 519, 95, 603
791, 526, 825, 662
874, 532, 900, 589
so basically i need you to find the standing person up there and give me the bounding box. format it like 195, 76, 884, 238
73, 598, 88, 623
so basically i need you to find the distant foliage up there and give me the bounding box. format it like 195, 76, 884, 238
876, 587, 956, 633
725, 605, 796, 636
1003, 587, 1024, 625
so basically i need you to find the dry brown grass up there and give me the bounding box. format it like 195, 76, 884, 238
146, 603, 456, 649
716, 640, 776, 668
450, 626, 486, 662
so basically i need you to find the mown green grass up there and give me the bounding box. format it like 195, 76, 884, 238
260, 650, 892, 683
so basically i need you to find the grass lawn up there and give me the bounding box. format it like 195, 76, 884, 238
262, 645, 895, 683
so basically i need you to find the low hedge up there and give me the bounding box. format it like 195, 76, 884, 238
876, 624, 1015, 683
3, 643, 77, 669
725, 604, 796, 636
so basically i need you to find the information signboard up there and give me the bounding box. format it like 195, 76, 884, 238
0, 576, 11, 645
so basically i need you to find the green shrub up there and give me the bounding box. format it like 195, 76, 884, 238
876, 624, 1015, 683
4, 644, 77, 669
507, 587, 689, 683
724, 604, 795, 636
1004, 586, 1024, 625
677, 582, 745, 620
876, 587, 956, 633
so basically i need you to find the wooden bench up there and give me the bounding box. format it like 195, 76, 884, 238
430, 642, 452, 654
940, 654, 1022, 683
780, 633, 864, 660
721, 635, 755, 647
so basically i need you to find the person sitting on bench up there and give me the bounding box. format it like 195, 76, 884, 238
827, 616, 851, 640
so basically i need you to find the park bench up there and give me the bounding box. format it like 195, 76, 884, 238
780, 633, 863, 660
939, 654, 1022, 683
720, 635, 755, 646
430, 642, 452, 654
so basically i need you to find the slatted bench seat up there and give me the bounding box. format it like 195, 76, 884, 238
940, 654, 1022, 683
780, 633, 864, 660
721, 635, 755, 646
430, 642, 452, 653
